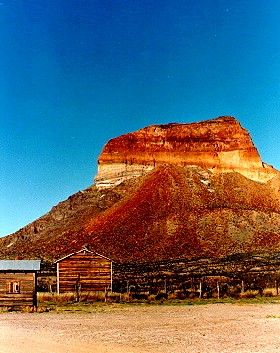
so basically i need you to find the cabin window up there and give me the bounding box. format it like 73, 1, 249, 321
7, 281, 20, 294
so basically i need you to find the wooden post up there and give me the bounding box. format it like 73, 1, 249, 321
33, 272, 38, 310
75, 282, 81, 302
56, 263, 60, 295
164, 279, 167, 294
127, 281, 130, 300
110, 261, 113, 292
104, 287, 107, 302
217, 281, 220, 299
199, 281, 202, 299
241, 280, 245, 293
275, 280, 279, 296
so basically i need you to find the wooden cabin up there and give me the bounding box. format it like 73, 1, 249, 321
0, 260, 41, 307
55, 247, 113, 294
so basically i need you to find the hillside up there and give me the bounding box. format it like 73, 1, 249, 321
1, 165, 280, 263
1, 116, 280, 263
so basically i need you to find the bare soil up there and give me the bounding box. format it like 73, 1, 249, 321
1, 303, 280, 353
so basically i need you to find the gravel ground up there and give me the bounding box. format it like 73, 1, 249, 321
1, 303, 280, 353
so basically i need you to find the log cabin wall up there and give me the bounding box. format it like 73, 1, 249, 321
0, 272, 37, 307
57, 250, 112, 294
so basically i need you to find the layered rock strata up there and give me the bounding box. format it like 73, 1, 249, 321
95, 116, 279, 188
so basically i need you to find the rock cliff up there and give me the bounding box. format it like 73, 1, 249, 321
95, 116, 279, 188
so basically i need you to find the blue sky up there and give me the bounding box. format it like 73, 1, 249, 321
1, 0, 280, 237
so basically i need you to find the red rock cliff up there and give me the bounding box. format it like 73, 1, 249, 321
95, 116, 279, 188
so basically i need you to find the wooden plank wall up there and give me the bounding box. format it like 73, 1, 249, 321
58, 251, 112, 293
0, 272, 36, 307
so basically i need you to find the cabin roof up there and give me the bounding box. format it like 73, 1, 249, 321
55, 247, 114, 263
0, 260, 41, 271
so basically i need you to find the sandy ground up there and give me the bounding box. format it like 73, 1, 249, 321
1, 303, 280, 353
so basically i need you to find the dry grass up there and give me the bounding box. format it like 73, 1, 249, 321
35, 287, 280, 313
38, 285, 280, 306
0, 306, 12, 313
239, 290, 259, 299
263, 288, 279, 297
38, 291, 108, 304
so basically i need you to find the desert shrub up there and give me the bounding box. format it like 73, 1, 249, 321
38, 292, 56, 302
20, 306, 35, 313
107, 292, 122, 302
155, 293, 168, 301
131, 293, 149, 300
36, 306, 51, 313
0, 306, 13, 313
148, 294, 156, 301
239, 290, 259, 299
56, 292, 76, 304
263, 289, 274, 297
169, 290, 187, 299
120, 292, 132, 301
167, 293, 177, 300
263, 288, 277, 297
38, 292, 76, 304
228, 286, 241, 299
211, 291, 220, 299
187, 292, 197, 300
38, 291, 110, 303
80, 291, 105, 302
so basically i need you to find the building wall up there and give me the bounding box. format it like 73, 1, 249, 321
0, 272, 36, 307
57, 251, 112, 293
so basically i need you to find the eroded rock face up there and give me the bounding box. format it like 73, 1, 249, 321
95, 116, 279, 188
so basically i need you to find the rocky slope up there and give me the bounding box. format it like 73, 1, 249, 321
1, 116, 280, 263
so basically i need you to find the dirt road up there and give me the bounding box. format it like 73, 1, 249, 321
1, 303, 280, 353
